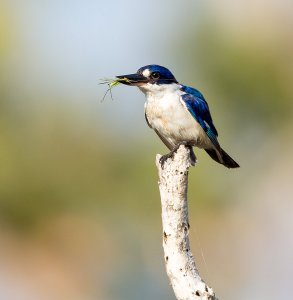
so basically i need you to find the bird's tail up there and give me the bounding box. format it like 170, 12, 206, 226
205, 148, 240, 169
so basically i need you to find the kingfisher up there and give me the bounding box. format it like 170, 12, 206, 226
116, 65, 239, 168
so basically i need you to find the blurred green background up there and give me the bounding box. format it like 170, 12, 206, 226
0, 0, 293, 299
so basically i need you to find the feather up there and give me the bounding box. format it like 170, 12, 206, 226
180, 86, 220, 150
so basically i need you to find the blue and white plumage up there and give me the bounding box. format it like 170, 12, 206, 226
117, 65, 239, 168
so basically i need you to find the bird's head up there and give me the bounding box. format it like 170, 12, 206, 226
116, 65, 178, 94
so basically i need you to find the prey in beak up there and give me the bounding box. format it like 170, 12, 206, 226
116, 73, 148, 86
100, 71, 148, 102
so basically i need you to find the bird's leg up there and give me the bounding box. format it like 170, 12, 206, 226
159, 142, 197, 167
159, 145, 181, 166
188, 146, 197, 166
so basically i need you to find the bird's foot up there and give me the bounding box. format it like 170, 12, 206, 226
159, 142, 197, 167
159, 148, 179, 167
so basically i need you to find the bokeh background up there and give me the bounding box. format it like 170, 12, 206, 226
1, 0, 293, 299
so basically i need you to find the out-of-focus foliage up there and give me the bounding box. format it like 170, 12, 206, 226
183, 25, 293, 127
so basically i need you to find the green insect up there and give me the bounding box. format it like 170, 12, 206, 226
99, 77, 130, 102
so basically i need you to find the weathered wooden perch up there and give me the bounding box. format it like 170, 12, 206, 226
156, 145, 218, 300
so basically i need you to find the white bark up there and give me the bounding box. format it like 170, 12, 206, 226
156, 145, 218, 300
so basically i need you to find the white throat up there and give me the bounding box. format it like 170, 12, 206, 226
138, 83, 181, 98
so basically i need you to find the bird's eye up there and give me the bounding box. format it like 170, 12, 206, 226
151, 72, 160, 79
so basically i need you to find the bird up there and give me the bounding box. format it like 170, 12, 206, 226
116, 64, 239, 168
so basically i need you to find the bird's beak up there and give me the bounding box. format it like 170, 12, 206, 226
116, 73, 148, 86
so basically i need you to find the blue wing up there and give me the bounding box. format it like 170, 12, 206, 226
180, 85, 220, 149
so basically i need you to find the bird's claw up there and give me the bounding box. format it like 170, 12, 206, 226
159, 143, 197, 168
159, 151, 176, 167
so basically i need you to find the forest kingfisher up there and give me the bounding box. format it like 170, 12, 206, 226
116, 64, 239, 168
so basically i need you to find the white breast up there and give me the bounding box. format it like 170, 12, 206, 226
143, 83, 213, 149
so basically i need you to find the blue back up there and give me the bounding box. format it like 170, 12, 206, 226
180, 85, 220, 149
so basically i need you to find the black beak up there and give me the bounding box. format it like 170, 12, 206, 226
116, 73, 148, 86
